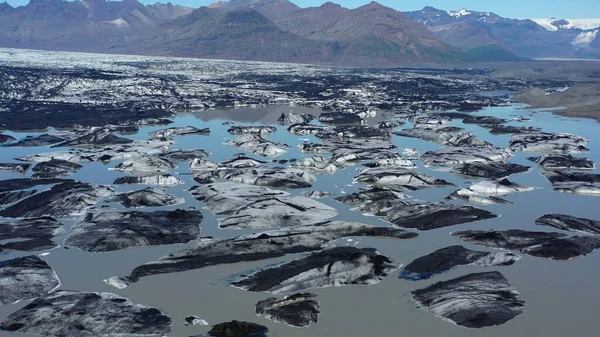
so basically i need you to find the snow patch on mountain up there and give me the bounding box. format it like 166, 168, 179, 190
572, 30, 599, 47
533, 18, 600, 31
448, 9, 472, 17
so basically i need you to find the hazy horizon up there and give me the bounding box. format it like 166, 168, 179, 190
3, 0, 600, 20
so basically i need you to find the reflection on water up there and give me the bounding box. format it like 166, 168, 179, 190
0, 105, 599, 337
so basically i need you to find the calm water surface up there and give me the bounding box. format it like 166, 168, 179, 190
0, 104, 599, 337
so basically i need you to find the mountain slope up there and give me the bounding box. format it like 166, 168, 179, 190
208, 0, 301, 20
134, 7, 335, 63
272, 2, 474, 66
0, 0, 193, 52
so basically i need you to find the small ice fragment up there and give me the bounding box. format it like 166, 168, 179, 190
104, 276, 129, 289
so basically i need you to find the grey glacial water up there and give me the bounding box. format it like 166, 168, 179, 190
1, 104, 600, 337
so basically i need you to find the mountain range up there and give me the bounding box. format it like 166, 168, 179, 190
0, 0, 599, 66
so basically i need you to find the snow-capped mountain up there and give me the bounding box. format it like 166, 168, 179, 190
405, 6, 600, 59
532, 18, 600, 31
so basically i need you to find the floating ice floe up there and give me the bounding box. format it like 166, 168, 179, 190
354, 167, 453, 190
535, 213, 600, 235
287, 123, 328, 135
0, 181, 112, 219
184, 315, 208, 326
528, 154, 595, 170
3, 132, 74, 147
421, 147, 512, 167
301, 191, 332, 199
226, 134, 290, 157
411, 271, 525, 328
0, 218, 63, 252
451, 161, 530, 179
64, 209, 202, 252
0, 134, 16, 144
453, 229, 600, 260
214, 167, 316, 189
227, 125, 277, 135
299, 138, 395, 155
149, 126, 209, 140
278, 112, 315, 125
220, 154, 268, 168
51, 127, 133, 148
542, 171, 600, 195
445, 192, 512, 205
315, 125, 391, 140
112, 221, 416, 286
318, 112, 363, 125
455, 178, 535, 196
110, 156, 177, 176
17, 140, 173, 163
256, 293, 320, 328
158, 148, 211, 162
488, 125, 541, 135
106, 188, 185, 208
207, 321, 268, 337
0, 190, 38, 206
363, 201, 497, 231
231, 247, 398, 294
0, 163, 30, 173
452, 229, 567, 250
291, 156, 342, 173
0, 256, 61, 305
0, 290, 172, 336
510, 132, 589, 154
113, 174, 183, 187
335, 186, 408, 207
189, 182, 337, 229
0, 178, 72, 192
399, 245, 520, 280
31, 159, 82, 178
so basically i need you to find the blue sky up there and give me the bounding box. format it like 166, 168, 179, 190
4, 0, 599, 19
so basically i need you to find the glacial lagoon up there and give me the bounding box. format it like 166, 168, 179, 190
1, 104, 600, 337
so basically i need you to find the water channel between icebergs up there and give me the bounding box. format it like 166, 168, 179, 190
1, 104, 600, 337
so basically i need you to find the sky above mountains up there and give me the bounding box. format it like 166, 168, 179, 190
4, 0, 599, 19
